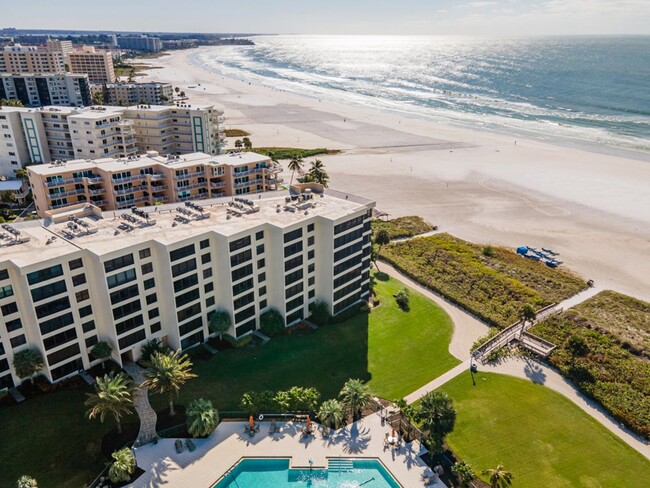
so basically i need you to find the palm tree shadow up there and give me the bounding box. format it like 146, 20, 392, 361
341, 422, 371, 454
523, 357, 547, 385
373, 272, 390, 282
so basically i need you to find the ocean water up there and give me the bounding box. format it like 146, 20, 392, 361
190, 35, 650, 152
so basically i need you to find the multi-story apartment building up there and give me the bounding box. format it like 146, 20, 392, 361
0, 44, 65, 73
0, 104, 225, 176
67, 46, 116, 84
0, 108, 31, 177
45, 39, 73, 62
0, 73, 91, 107
123, 103, 225, 156
92, 82, 173, 106
116, 36, 163, 52
0, 187, 373, 388
28, 150, 281, 216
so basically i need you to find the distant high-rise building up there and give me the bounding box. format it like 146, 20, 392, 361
0, 73, 91, 107
92, 82, 173, 106
0, 44, 65, 73
117, 35, 163, 52
46, 39, 73, 62
67, 46, 115, 84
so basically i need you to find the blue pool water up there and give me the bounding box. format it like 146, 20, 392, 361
213, 458, 401, 488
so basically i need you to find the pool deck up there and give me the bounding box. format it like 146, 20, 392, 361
131, 408, 446, 487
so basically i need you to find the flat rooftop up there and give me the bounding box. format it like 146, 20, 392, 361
0, 190, 373, 266
28, 151, 270, 175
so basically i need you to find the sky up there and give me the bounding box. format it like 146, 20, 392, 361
3, 0, 650, 36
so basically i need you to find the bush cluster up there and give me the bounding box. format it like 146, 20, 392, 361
372, 216, 433, 239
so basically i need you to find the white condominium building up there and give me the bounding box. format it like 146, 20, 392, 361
91, 82, 174, 106
27, 150, 281, 216
0, 187, 373, 388
0, 104, 226, 177
67, 46, 116, 84
0, 44, 65, 74
0, 73, 92, 107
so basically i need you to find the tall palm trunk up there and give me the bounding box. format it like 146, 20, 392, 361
115, 415, 123, 434
169, 397, 176, 416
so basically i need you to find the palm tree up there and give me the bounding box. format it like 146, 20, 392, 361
242, 137, 252, 150
15, 168, 29, 181
482, 465, 514, 488
12, 349, 44, 385
186, 398, 220, 437
566, 334, 589, 365
287, 155, 304, 188
90, 341, 113, 371
16, 475, 38, 488
234, 139, 243, 149
339, 378, 372, 420
452, 461, 476, 488
108, 447, 136, 484
317, 399, 345, 431
0, 98, 24, 107
375, 229, 391, 255
85, 373, 134, 434
307, 159, 329, 187
142, 350, 197, 416
417, 391, 456, 453
520, 303, 537, 325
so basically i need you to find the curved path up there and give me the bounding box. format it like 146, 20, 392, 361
123, 362, 159, 446
380, 263, 650, 460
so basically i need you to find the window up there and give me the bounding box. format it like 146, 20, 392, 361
286, 295, 304, 312
229, 236, 251, 253
69, 258, 83, 270
44, 328, 78, 350
35, 297, 70, 319
285, 283, 303, 299
256, 244, 265, 254
231, 264, 253, 282
334, 228, 363, 248
257, 258, 265, 269
201, 253, 211, 264
148, 308, 160, 320
39, 312, 74, 335
171, 258, 196, 277
231, 249, 252, 267
204, 282, 214, 293
27, 264, 63, 285
115, 314, 144, 335
82, 320, 95, 333
258, 272, 266, 283
232, 278, 253, 296
284, 228, 302, 243
0, 269, 8, 281
308, 289, 315, 299
235, 305, 255, 323
170, 244, 195, 262
11, 334, 27, 348
144, 278, 155, 290
151, 322, 162, 334
334, 254, 362, 276
334, 215, 364, 235
146, 293, 157, 305
255, 230, 264, 240
110, 284, 139, 305
307, 223, 314, 232
203, 268, 212, 279
176, 288, 200, 307
5, 318, 22, 332
75, 290, 90, 302
206, 296, 215, 307
1, 302, 18, 316
72, 273, 87, 286
334, 242, 363, 262
234, 292, 255, 310
85, 336, 98, 349
141, 262, 153, 274
200, 239, 210, 249
0, 284, 12, 299
139, 248, 151, 259
107, 268, 136, 288
178, 303, 201, 323
79, 305, 93, 318
118, 329, 146, 350
284, 241, 303, 258
112, 300, 140, 320
285, 269, 303, 286
174, 274, 198, 293
308, 236, 315, 246
180, 330, 204, 350
308, 263, 315, 273
31, 280, 67, 302
104, 254, 134, 273
260, 299, 267, 309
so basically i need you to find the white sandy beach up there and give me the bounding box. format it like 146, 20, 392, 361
138, 47, 650, 300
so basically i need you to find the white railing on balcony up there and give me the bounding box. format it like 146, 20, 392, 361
114, 185, 147, 195
47, 188, 84, 199
46, 177, 84, 187
210, 181, 226, 189
111, 175, 140, 184
173, 171, 205, 180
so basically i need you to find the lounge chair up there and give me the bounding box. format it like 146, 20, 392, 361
185, 439, 196, 452
175, 439, 183, 453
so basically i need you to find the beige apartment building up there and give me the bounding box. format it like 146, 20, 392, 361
28, 150, 282, 216
0, 44, 65, 73
0, 188, 373, 388
67, 46, 116, 84
46, 39, 74, 61
0, 104, 225, 177
91, 82, 174, 105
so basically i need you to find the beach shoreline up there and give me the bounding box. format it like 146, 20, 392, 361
136, 47, 650, 300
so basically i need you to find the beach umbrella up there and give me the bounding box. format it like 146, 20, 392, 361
307, 417, 311, 430
249, 416, 254, 429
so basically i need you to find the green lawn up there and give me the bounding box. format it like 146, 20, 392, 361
0, 273, 458, 487
439, 371, 650, 487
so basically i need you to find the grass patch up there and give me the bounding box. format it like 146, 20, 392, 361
381, 233, 587, 328
225, 129, 251, 137
0, 273, 457, 486
252, 147, 341, 160
441, 371, 650, 487
530, 291, 650, 438
372, 216, 434, 239
114, 63, 161, 79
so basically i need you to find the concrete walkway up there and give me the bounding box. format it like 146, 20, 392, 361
378, 262, 489, 360
123, 362, 159, 446
132, 412, 445, 487
404, 360, 471, 404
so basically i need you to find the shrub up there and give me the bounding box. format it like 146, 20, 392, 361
186, 398, 219, 437
308, 300, 331, 326
482, 245, 495, 257
209, 310, 232, 340
108, 447, 135, 484
260, 308, 285, 337
139, 338, 168, 363
394, 287, 410, 311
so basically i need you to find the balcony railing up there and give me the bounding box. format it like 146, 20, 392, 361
114, 185, 147, 195
47, 188, 84, 199
46, 177, 84, 187
150, 185, 168, 192
90, 199, 108, 206
83, 175, 103, 184
116, 197, 148, 208
152, 196, 168, 203
147, 173, 166, 181
111, 175, 140, 184
175, 182, 205, 191
210, 181, 226, 189
88, 188, 105, 195
234, 181, 256, 189
173, 171, 205, 180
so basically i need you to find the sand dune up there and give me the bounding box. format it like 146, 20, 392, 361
138, 48, 650, 300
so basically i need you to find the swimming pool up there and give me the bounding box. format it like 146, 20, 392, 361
213, 458, 401, 488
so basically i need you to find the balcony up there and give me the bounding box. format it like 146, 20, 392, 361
47, 188, 84, 199
152, 196, 168, 203
83, 175, 103, 184
147, 173, 166, 181
45, 177, 84, 187
173, 171, 205, 180
234, 181, 255, 189
111, 175, 140, 184
88, 188, 105, 195
90, 199, 108, 206
150, 185, 168, 192
175, 182, 206, 191
116, 197, 148, 208
114, 185, 147, 195
210, 181, 226, 189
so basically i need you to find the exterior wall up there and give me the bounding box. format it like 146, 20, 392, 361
68, 49, 116, 84
19, 111, 50, 165
0, 109, 31, 177
93, 83, 173, 106
0, 200, 373, 387
116, 36, 163, 52
68, 111, 137, 160
0, 73, 91, 107
0, 44, 65, 73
